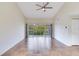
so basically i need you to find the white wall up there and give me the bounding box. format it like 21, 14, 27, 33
25, 18, 54, 25
54, 3, 79, 46
0, 3, 25, 55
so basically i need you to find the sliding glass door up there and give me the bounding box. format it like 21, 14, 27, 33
27, 24, 52, 52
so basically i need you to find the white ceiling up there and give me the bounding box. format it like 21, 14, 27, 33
17, 2, 64, 19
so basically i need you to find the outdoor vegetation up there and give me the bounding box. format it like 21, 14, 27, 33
29, 25, 47, 35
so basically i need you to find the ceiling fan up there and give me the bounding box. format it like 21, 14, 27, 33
36, 2, 53, 12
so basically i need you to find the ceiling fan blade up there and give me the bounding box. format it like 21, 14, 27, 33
36, 8, 42, 10
36, 4, 42, 7
43, 2, 49, 7
45, 7, 53, 9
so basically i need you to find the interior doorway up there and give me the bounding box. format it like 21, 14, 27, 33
72, 20, 79, 45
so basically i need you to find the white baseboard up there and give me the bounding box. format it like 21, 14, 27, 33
0, 38, 24, 56
55, 38, 72, 47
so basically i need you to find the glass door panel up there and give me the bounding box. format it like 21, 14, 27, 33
27, 24, 52, 53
